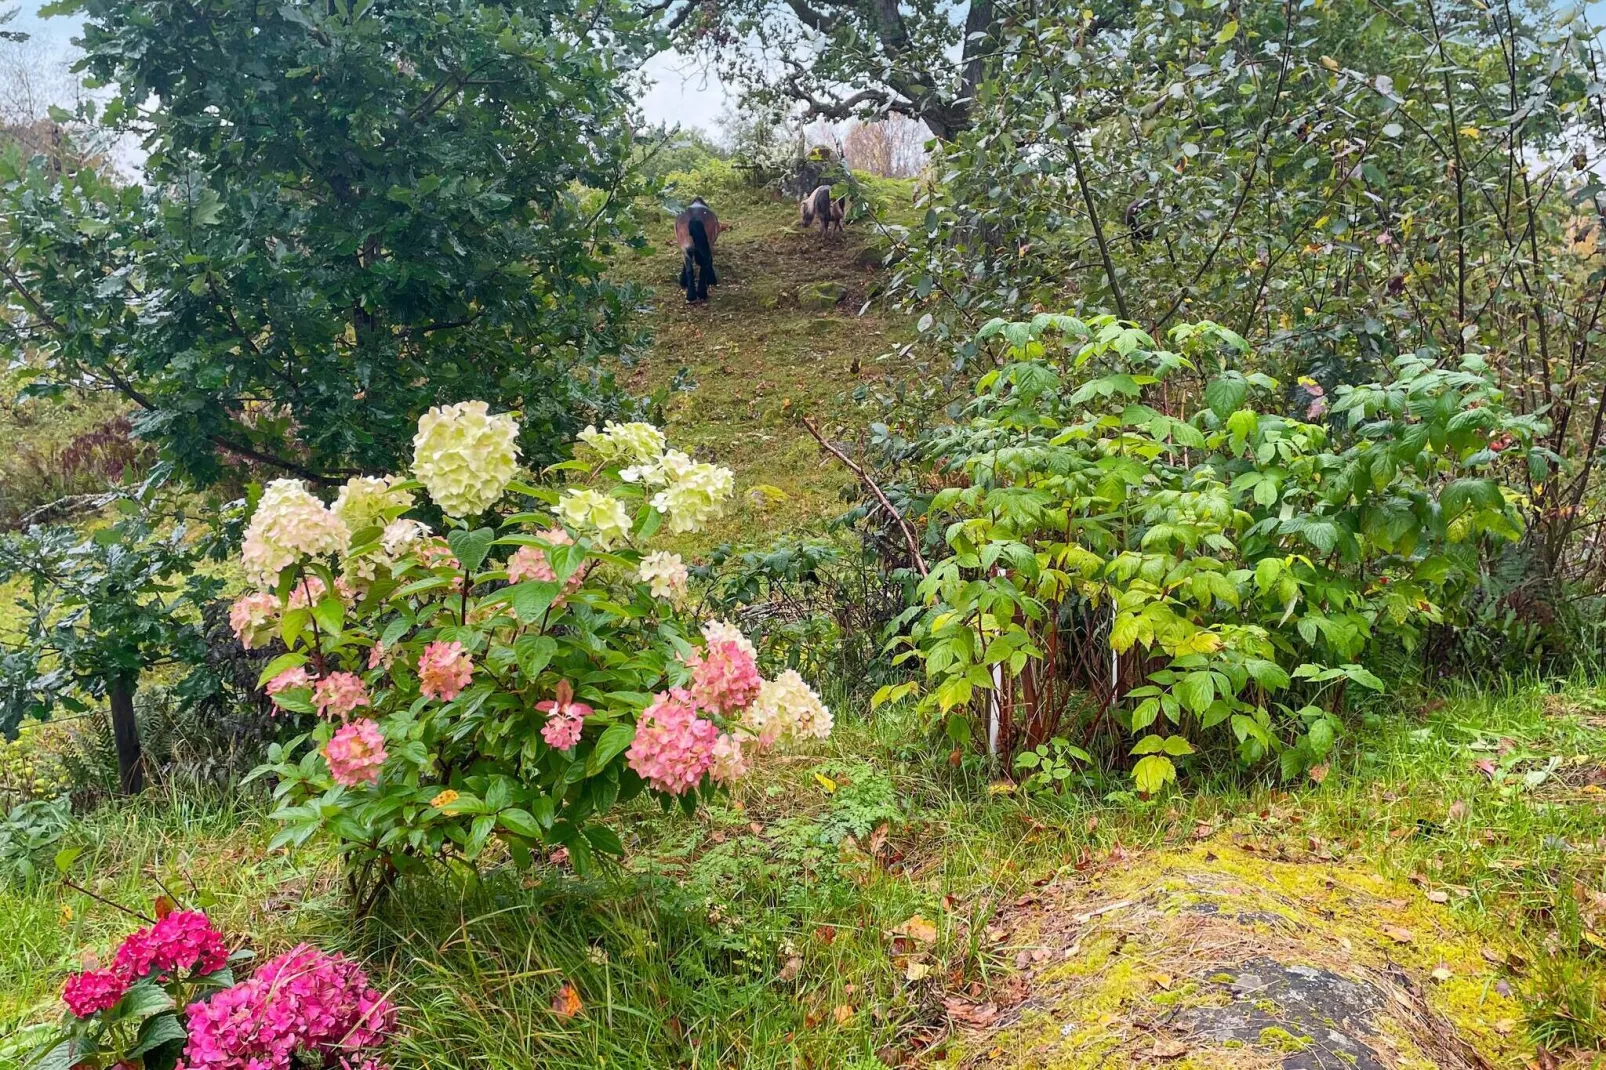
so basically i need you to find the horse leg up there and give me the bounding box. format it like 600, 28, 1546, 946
682, 250, 696, 303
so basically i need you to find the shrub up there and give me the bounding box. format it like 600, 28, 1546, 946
0, 507, 223, 793
30, 905, 391, 1070
886, 315, 1538, 789
243, 406, 833, 906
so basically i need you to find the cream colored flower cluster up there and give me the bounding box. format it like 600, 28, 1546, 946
638, 551, 688, 599
555, 489, 632, 549
578, 421, 666, 467
744, 669, 834, 745
621, 448, 735, 534
241, 480, 350, 589
411, 401, 520, 517
332, 476, 414, 534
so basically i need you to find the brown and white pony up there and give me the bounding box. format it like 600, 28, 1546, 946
674, 197, 719, 303
800, 184, 846, 237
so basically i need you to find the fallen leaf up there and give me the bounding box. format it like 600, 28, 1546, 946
832, 1004, 854, 1025
895, 915, 938, 944
1431, 964, 1453, 982
1426, 890, 1450, 904
1383, 926, 1414, 944
551, 982, 583, 1018
778, 955, 803, 982
814, 772, 838, 793
1152, 1038, 1189, 1059
1447, 800, 1468, 821
1494, 1017, 1516, 1035
905, 960, 932, 982
1308, 763, 1330, 784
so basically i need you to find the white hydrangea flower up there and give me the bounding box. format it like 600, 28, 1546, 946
638, 551, 689, 599
376, 518, 428, 559
332, 475, 414, 535
701, 619, 757, 659
578, 421, 666, 467
240, 479, 350, 589
556, 488, 632, 549
649, 450, 735, 533
745, 669, 833, 746
411, 400, 520, 517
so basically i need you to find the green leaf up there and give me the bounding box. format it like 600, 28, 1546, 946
584, 825, 624, 856
588, 723, 636, 774
1340, 664, 1386, 691
1175, 671, 1215, 714
311, 593, 344, 637
115, 982, 176, 1023
53, 846, 82, 874
507, 581, 560, 623
256, 651, 307, 688
447, 527, 496, 572
497, 807, 545, 839
513, 634, 557, 678
129, 1012, 188, 1057
1244, 659, 1290, 691
1133, 754, 1176, 794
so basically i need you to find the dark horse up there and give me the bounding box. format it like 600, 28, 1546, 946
674, 197, 719, 303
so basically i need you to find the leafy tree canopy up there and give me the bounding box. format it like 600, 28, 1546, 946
1, 0, 662, 485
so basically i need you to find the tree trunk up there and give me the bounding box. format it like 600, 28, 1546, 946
108, 676, 144, 794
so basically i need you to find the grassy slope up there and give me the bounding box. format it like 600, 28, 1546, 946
7, 182, 1606, 1067
609, 177, 917, 546
7, 681, 1606, 1067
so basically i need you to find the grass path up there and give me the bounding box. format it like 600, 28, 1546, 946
611, 182, 916, 544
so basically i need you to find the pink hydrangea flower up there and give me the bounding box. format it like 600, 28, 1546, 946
285, 575, 329, 610
367, 642, 391, 670
417, 640, 474, 701
323, 719, 387, 787
536, 679, 591, 751
62, 968, 127, 1018
506, 528, 588, 606
313, 672, 370, 721
113, 911, 228, 983
626, 688, 717, 795
684, 640, 762, 715
709, 733, 747, 784
264, 665, 312, 697
177, 944, 394, 1070
228, 593, 278, 651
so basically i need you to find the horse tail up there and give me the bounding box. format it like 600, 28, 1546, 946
689, 216, 716, 287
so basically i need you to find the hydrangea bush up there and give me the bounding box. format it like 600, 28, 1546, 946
241, 407, 831, 902
33, 907, 392, 1070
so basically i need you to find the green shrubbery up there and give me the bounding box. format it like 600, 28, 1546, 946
886, 315, 1538, 789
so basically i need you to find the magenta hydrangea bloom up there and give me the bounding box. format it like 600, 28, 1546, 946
324, 719, 387, 787
684, 639, 762, 715
177, 944, 394, 1070
113, 911, 228, 983
536, 679, 591, 751
416, 640, 473, 701
62, 968, 127, 1018
313, 672, 371, 721
626, 688, 717, 795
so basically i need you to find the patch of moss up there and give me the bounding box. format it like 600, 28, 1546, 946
1257, 1026, 1312, 1052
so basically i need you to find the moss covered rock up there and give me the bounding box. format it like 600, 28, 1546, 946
797, 281, 846, 310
